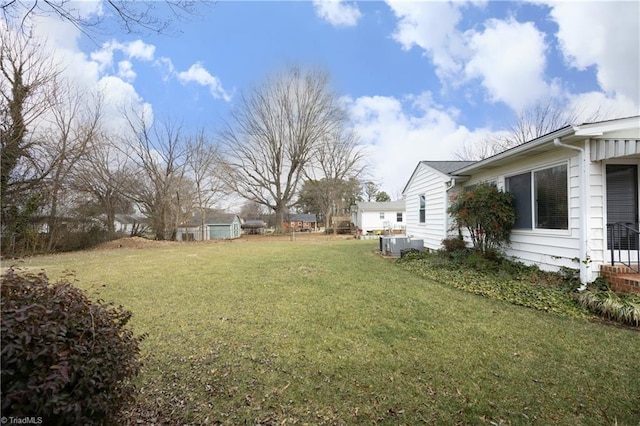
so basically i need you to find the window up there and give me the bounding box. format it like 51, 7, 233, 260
419, 195, 426, 223
505, 164, 568, 230
506, 172, 532, 229
397, 212, 403, 222
379, 212, 385, 220
535, 165, 568, 229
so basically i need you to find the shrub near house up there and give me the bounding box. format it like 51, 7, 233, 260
447, 182, 515, 256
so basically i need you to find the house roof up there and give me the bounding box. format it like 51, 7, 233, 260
401, 161, 475, 195
402, 116, 640, 194
422, 161, 476, 175
286, 213, 317, 222
354, 200, 405, 211
453, 115, 639, 176
181, 210, 239, 227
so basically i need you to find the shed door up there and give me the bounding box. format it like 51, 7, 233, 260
606, 164, 639, 249
209, 225, 228, 240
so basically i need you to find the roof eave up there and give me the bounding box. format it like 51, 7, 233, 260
452, 126, 575, 175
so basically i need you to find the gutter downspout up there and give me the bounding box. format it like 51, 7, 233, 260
553, 137, 589, 290
445, 178, 457, 241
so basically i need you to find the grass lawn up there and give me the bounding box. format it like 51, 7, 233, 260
9, 235, 640, 425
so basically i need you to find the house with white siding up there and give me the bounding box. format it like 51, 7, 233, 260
402, 116, 640, 285
351, 200, 406, 235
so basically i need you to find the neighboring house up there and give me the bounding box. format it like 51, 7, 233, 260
114, 214, 147, 236
351, 200, 406, 235
402, 116, 640, 284
242, 219, 267, 235
177, 211, 242, 241
284, 213, 317, 232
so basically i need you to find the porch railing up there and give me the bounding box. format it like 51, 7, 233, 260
607, 222, 640, 273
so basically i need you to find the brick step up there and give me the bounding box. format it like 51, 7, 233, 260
600, 264, 640, 293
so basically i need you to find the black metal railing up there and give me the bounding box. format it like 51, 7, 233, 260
607, 222, 640, 273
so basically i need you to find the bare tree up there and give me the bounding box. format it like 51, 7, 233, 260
220, 66, 346, 233
305, 128, 367, 234
185, 129, 226, 240
0, 28, 61, 255
455, 99, 604, 161
0, 28, 59, 209
362, 181, 379, 202
41, 80, 102, 250
239, 200, 264, 219
122, 110, 189, 240
71, 132, 135, 235
1, 0, 208, 38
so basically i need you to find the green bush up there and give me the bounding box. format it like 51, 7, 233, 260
441, 236, 467, 253
447, 183, 515, 257
1, 269, 145, 424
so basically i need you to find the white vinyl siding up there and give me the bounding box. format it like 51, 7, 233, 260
404, 164, 452, 250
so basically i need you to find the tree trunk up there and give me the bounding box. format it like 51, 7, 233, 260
275, 205, 285, 234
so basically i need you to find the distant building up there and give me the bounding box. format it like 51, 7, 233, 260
351, 200, 406, 235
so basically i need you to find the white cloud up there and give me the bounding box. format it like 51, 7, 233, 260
465, 18, 552, 111
4, 15, 152, 135
345, 93, 490, 195
177, 63, 231, 102
90, 39, 156, 72
155, 57, 176, 82
544, 1, 639, 104
567, 92, 640, 123
386, 1, 468, 79
313, 0, 362, 27
123, 39, 156, 61
96, 75, 152, 133
117, 60, 136, 81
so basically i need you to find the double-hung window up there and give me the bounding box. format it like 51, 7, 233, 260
419, 195, 426, 223
397, 212, 403, 222
505, 163, 568, 230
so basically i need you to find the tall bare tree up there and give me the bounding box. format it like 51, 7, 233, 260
0, 29, 59, 208
41, 81, 102, 250
0, 28, 61, 255
220, 66, 346, 233
122, 110, 189, 240
305, 128, 367, 234
71, 132, 135, 235
455, 99, 604, 161
185, 129, 226, 240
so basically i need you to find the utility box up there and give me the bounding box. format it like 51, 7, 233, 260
379, 236, 424, 257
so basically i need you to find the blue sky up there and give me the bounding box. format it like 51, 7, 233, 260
5, 0, 640, 200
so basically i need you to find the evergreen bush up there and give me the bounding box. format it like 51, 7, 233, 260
1, 269, 145, 424
447, 183, 515, 257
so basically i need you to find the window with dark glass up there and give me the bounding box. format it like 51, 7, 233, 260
505, 172, 532, 229
505, 164, 568, 230
419, 195, 426, 223
534, 164, 568, 229
397, 212, 403, 222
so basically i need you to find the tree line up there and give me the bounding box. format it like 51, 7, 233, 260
1, 30, 381, 256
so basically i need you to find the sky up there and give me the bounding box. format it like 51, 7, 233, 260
4, 0, 640, 201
